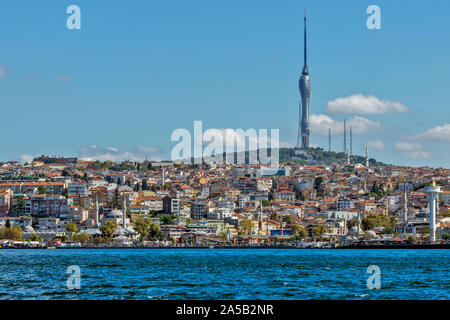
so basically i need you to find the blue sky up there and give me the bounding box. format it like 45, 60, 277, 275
0, 0, 449, 167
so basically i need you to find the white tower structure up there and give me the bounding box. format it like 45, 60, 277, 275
424, 181, 441, 242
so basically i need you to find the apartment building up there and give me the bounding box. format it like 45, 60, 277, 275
0, 188, 12, 216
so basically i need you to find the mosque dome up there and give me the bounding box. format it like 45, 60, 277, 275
365, 230, 377, 238
348, 226, 361, 235
106, 210, 123, 218
24, 225, 34, 233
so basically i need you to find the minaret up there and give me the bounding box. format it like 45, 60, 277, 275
357, 212, 361, 236
297, 9, 311, 149
122, 193, 127, 228
161, 167, 165, 188
365, 146, 369, 167
258, 201, 263, 233
94, 192, 99, 227
403, 183, 408, 225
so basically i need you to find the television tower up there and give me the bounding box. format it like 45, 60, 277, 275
297, 9, 311, 149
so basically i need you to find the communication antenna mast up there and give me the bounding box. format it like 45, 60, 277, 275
328, 128, 331, 152
350, 127, 353, 159
343, 119, 347, 153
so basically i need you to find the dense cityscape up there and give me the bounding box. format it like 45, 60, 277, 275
0, 153, 448, 248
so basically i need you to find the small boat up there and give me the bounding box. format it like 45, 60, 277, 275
209, 245, 215, 249
47, 246, 56, 249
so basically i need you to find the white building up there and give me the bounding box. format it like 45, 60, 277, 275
385, 195, 400, 211
337, 198, 355, 211
238, 194, 249, 208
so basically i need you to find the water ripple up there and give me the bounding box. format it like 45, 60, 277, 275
0, 249, 449, 299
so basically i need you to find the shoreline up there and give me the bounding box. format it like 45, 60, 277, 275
1, 244, 449, 249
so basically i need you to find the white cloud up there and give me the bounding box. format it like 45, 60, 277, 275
394, 142, 421, 151
394, 141, 431, 159
201, 128, 280, 151
405, 150, 432, 159
326, 94, 410, 115
136, 145, 161, 154
366, 140, 385, 150
79, 145, 162, 162
20, 154, 34, 163
310, 114, 382, 136
411, 124, 450, 142
279, 141, 294, 148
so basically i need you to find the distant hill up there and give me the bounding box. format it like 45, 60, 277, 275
278, 147, 387, 166
198, 147, 388, 166
184, 147, 388, 167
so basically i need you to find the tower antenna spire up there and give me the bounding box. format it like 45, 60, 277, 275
304, 9, 307, 67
